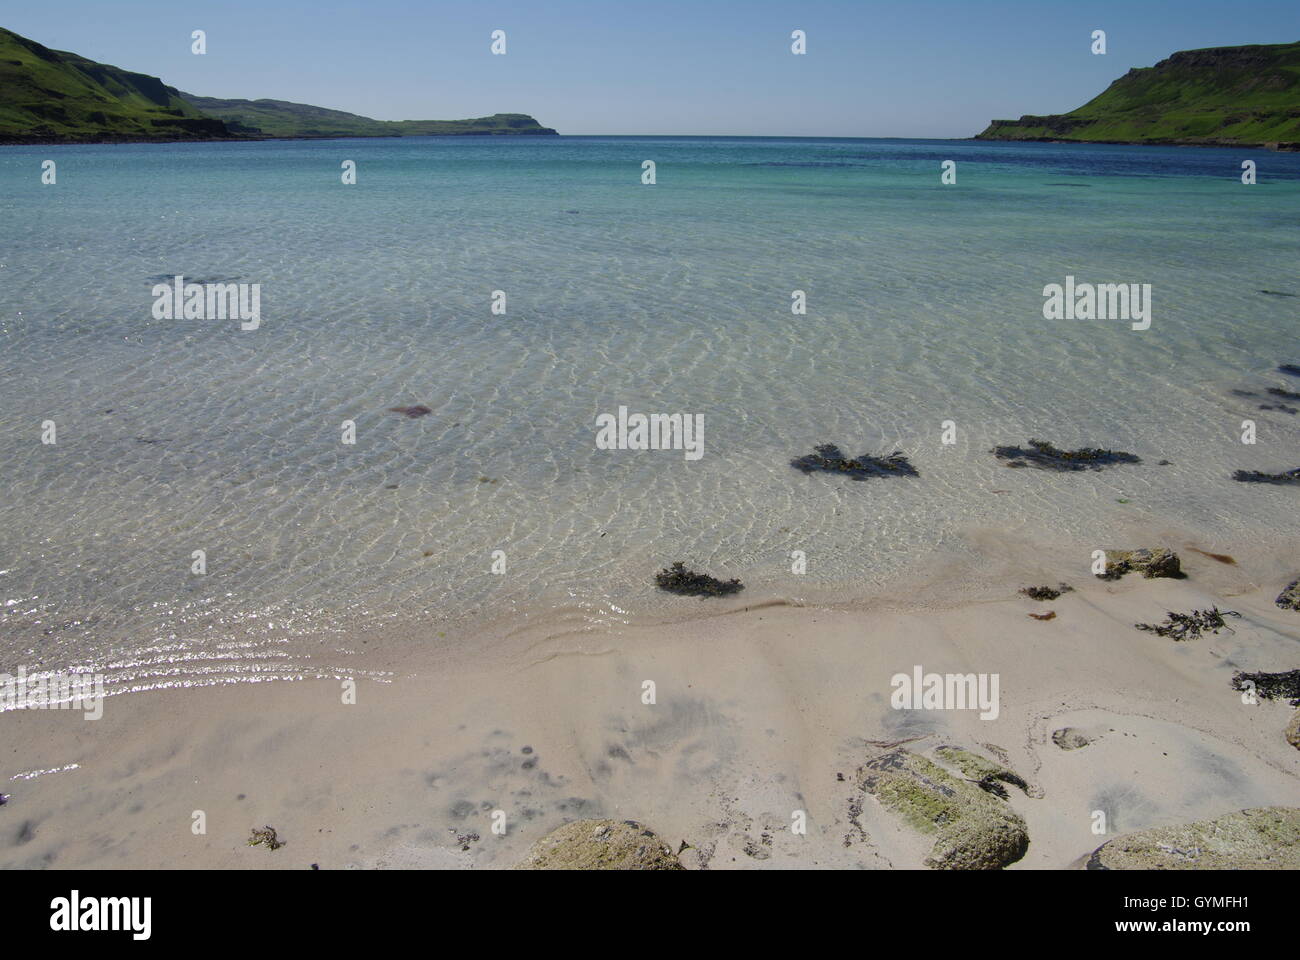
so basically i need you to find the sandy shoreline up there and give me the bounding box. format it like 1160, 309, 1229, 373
3, 544, 1297, 870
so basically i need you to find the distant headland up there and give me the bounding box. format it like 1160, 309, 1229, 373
0, 26, 557, 144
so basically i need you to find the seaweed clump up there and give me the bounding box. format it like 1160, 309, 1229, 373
992, 439, 1140, 471
1276, 578, 1300, 611
1230, 669, 1300, 706
1135, 607, 1240, 641
247, 826, 285, 850
1280, 364, 1300, 377
654, 562, 743, 598
1019, 583, 1072, 601
790, 444, 919, 480
1233, 467, 1300, 485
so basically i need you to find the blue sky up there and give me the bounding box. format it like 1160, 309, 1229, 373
7, 1, 1299, 136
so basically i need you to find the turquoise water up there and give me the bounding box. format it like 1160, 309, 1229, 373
1, 136, 1298, 690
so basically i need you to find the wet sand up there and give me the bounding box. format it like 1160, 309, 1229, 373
3, 550, 1297, 869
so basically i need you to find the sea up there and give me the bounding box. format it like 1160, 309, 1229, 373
1, 135, 1297, 693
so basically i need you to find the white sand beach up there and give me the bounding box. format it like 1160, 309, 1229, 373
4, 537, 1296, 870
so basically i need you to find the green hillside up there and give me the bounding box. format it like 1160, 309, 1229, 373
0, 26, 558, 143
0, 27, 229, 142
977, 41, 1300, 148
182, 95, 557, 138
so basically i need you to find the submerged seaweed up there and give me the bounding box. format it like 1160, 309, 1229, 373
1232, 467, 1300, 485
654, 561, 743, 598
389, 405, 432, 418
1135, 607, 1240, 641
992, 439, 1140, 471
1280, 364, 1300, 377
1231, 669, 1300, 706
1020, 583, 1072, 601
790, 444, 919, 480
1268, 386, 1300, 400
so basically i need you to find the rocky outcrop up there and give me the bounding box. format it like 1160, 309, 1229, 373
514, 819, 684, 870
1098, 548, 1182, 581
858, 747, 1030, 870
1286, 710, 1300, 751
1085, 807, 1300, 869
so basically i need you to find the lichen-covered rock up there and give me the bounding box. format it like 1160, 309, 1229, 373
514, 819, 684, 870
1085, 807, 1300, 869
1098, 548, 1182, 581
1277, 578, 1300, 611
858, 748, 1029, 870
1052, 727, 1096, 750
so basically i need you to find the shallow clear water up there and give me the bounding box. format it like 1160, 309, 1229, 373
1, 136, 1298, 690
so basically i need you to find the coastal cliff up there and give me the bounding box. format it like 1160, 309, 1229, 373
977, 41, 1300, 149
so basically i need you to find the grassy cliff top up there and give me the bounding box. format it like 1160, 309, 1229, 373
977, 41, 1300, 147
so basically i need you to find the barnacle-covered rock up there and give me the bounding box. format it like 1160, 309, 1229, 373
1085, 807, 1300, 869
858, 748, 1030, 870
514, 819, 684, 870
1097, 548, 1182, 581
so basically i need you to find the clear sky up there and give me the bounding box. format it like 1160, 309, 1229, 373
6, 0, 1299, 137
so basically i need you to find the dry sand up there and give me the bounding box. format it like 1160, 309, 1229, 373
2, 548, 1298, 869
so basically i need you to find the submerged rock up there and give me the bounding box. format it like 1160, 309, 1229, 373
1085, 807, 1300, 869
514, 819, 684, 870
1233, 466, 1300, 485
1052, 728, 1097, 750
654, 561, 743, 597
1276, 578, 1300, 611
790, 444, 919, 480
992, 439, 1140, 471
1097, 548, 1183, 581
858, 747, 1030, 870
